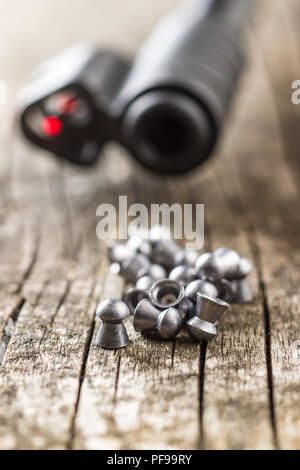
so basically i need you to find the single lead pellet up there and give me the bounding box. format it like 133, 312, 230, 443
186, 293, 229, 342
96, 299, 130, 349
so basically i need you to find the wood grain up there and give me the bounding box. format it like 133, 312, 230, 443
0, 0, 299, 450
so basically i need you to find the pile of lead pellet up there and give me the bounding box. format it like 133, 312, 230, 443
107, 226, 253, 343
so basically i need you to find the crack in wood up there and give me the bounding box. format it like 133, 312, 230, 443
171, 339, 176, 368
14, 234, 40, 296
242, 220, 280, 448
1, 0, 299, 449
35, 280, 72, 353
0, 297, 26, 365
66, 261, 109, 449
224, 183, 280, 449
260, 278, 280, 450
245, 221, 279, 449
66, 317, 96, 450
198, 341, 207, 449
114, 351, 122, 402
215, 177, 280, 449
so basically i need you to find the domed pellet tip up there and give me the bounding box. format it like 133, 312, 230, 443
148, 264, 167, 281
169, 265, 196, 286
127, 235, 153, 258
186, 316, 217, 342
195, 253, 225, 281
213, 247, 241, 280
133, 298, 161, 332
157, 308, 184, 340
136, 276, 155, 291
107, 241, 135, 264
95, 299, 130, 349
96, 299, 130, 322
123, 287, 150, 315
196, 293, 230, 324
121, 253, 151, 283
234, 257, 253, 279
151, 239, 182, 269
150, 279, 184, 309
175, 250, 199, 268
185, 279, 218, 303
230, 278, 253, 303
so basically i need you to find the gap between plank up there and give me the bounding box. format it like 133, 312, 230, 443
191, 186, 212, 450
48, 281, 71, 329
171, 339, 176, 368
246, 225, 279, 449
36, 280, 72, 351
66, 317, 96, 450
260, 278, 280, 449
66, 262, 110, 449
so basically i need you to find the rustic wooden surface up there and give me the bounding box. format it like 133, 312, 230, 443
0, 0, 299, 450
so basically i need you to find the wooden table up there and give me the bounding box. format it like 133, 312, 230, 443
0, 0, 299, 450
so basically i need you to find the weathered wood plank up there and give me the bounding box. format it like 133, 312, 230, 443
190, 179, 274, 449
74, 171, 202, 450
0, 0, 179, 450
159, 175, 274, 450
73, 147, 272, 451
254, 0, 300, 186
211, 0, 300, 448
0, 0, 299, 450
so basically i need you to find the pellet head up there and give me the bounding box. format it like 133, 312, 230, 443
148, 264, 167, 281
175, 250, 199, 268
136, 276, 154, 291
151, 239, 182, 269
195, 253, 225, 280
234, 256, 253, 279
127, 235, 153, 258
213, 247, 241, 280
107, 241, 135, 264
186, 316, 217, 342
169, 265, 196, 285
185, 279, 218, 303
121, 253, 151, 283
157, 308, 184, 340
96, 299, 130, 323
